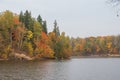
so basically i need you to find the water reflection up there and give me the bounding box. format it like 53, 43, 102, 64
0, 58, 120, 80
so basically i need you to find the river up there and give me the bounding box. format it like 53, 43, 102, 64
0, 58, 120, 80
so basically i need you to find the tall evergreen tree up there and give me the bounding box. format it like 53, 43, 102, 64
19, 11, 24, 23
53, 20, 60, 36
53, 20, 57, 34
56, 27, 60, 36
42, 21, 48, 34
24, 10, 33, 31
37, 15, 42, 24
37, 15, 47, 34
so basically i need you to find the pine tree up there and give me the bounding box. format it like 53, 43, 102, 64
56, 27, 60, 36
53, 20, 60, 36
37, 15, 42, 24
24, 10, 33, 31
19, 11, 24, 23
37, 15, 47, 34
53, 20, 57, 34
42, 21, 48, 34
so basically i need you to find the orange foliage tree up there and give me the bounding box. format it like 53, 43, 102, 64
34, 32, 54, 58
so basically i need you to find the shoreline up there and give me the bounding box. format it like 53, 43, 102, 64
71, 55, 120, 58
0, 55, 120, 61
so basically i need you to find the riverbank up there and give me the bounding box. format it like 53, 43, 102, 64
72, 55, 120, 58
1, 55, 120, 61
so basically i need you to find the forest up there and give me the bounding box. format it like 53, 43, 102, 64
0, 10, 120, 60
71, 35, 120, 56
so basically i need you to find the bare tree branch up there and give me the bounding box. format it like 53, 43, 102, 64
107, 0, 120, 17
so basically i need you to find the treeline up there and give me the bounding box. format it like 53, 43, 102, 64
71, 35, 120, 56
0, 10, 72, 59
0, 10, 120, 60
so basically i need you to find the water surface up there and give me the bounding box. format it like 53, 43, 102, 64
0, 58, 120, 80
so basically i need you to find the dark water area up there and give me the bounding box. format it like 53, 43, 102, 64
0, 58, 120, 80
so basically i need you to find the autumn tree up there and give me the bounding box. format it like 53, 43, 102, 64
15, 26, 26, 50
0, 10, 16, 58
59, 32, 72, 58
33, 20, 42, 42
113, 35, 120, 54
48, 20, 71, 59
34, 32, 54, 58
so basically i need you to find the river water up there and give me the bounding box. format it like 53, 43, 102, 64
0, 58, 120, 80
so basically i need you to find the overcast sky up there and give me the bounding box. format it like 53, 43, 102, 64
0, 0, 120, 38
